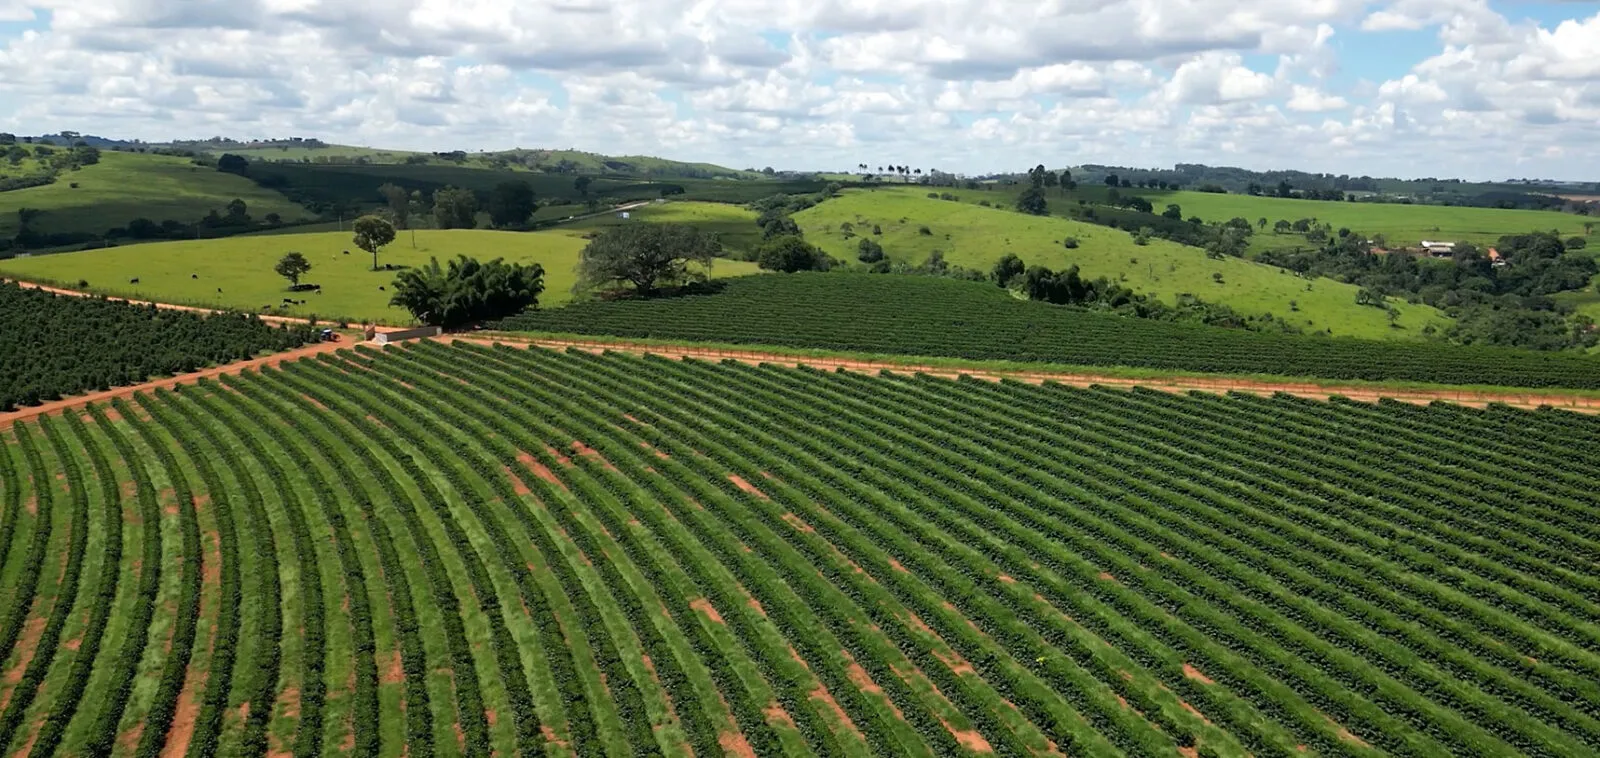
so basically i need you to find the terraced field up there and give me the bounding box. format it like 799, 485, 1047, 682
2, 341, 1598, 756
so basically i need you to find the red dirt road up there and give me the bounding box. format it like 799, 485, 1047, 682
450, 335, 1600, 415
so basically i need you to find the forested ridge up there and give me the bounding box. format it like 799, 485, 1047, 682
0, 281, 313, 410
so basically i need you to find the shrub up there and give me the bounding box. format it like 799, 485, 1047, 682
1063, 237, 1079, 249
918, 225, 932, 236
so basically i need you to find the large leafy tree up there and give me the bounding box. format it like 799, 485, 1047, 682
576, 223, 721, 296
389, 255, 544, 327
274, 252, 312, 287
1015, 187, 1048, 216
756, 235, 830, 273
487, 180, 536, 228
352, 215, 397, 270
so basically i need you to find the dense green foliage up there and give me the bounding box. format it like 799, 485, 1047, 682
388, 255, 545, 327
0, 282, 313, 409
575, 223, 721, 295
501, 273, 1600, 388
1257, 231, 1599, 350
5, 343, 1599, 756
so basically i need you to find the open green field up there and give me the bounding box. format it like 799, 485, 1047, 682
796, 188, 1448, 340
3, 341, 1599, 757
560, 201, 763, 255
1132, 189, 1596, 252
0, 229, 762, 324
0, 152, 311, 237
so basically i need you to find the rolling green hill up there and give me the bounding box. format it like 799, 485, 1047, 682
794, 188, 1449, 340
560, 201, 763, 255
0, 229, 762, 324
0, 151, 311, 238
1105, 188, 1595, 253
190, 140, 757, 178
247, 161, 821, 214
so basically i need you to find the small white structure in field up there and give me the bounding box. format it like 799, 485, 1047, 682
619, 211, 630, 219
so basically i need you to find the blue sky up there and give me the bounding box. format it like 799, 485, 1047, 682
0, 0, 1598, 180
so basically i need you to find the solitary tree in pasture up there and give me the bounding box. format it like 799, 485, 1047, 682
574, 175, 593, 197
1015, 186, 1049, 216
1258, 217, 1268, 230
1105, 174, 1119, 187
353, 215, 397, 270
378, 183, 411, 229
576, 223, 720, 296
274, 252, 312, 288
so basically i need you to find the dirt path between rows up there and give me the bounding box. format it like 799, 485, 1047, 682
450, 336, 1600, 415
0, 340, 348, 428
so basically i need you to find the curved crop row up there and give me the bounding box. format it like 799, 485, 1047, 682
7, 341, 1600, 757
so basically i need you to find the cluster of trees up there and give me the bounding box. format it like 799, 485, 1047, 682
0, 141, 102, 192
388, 255, 546, 327
1246, 181, 1351, 201
0, 282, 315, 410
988, 253, 1301, 333
1257, 231, 1598, 349
575, 223, 722, 295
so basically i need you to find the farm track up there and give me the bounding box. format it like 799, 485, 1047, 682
3, 342, 1600, 756
10, 275, 1600, 414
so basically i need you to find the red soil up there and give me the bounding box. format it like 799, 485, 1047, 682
779, 512, 814, 533
746, 597, 768, 617
727, 475, 769, 500
503, 466, 532, 496
996, 574, 1016, 584
0, 616, 46, 709
690, 598, 726, 625
763, 701, 798, 730
383, 650, 405, 684
517, 451, 565, 490
719, 730, 757, 758
1182, 663, 1216, 685
887, 558, 909, 574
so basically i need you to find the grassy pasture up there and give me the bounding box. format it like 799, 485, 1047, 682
0, 152, 311, 237
0, 229, 761, 324
1114, 189, 1595, 252
558, 201, 763, 255
795, 188, 1448, 340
